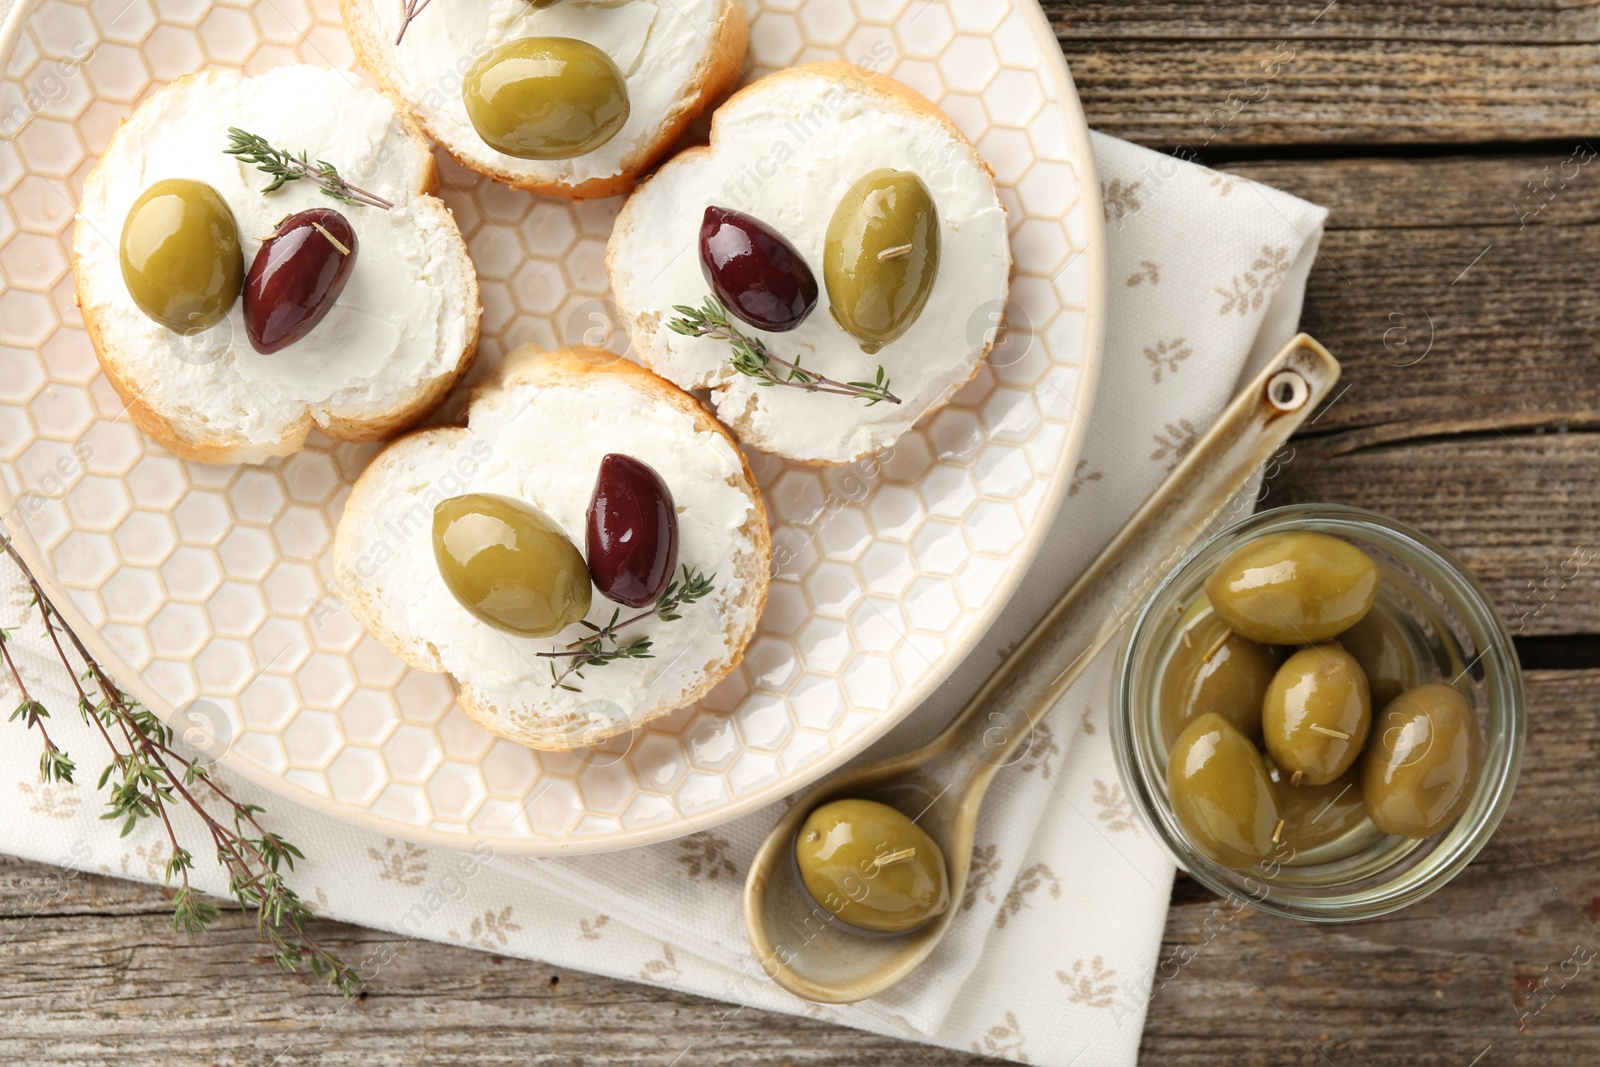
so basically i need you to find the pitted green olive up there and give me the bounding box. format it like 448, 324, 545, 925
463, 37, 630, 160
432, 493, 592, 637
119, 178, 243, 334
1362, 683, 1482, 838
1270, 763, 1367, 854
1262, 643, 1372, 786
1336, 606, 1424, 709
823, 169, 940, 354
794, 798, 950, 933
1159, 614, 1279, 746
1167, 713, 1282, 869
1204, 531, 1380, 645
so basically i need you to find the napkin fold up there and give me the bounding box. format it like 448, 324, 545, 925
0, 133, 1325, 1067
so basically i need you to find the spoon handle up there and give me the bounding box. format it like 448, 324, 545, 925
919, 334, 1341, 792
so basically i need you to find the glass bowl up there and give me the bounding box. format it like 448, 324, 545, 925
1112, 504, 1525, 920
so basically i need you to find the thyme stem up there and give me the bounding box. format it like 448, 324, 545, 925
224, 128, 394, 210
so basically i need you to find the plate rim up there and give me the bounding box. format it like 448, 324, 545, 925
0, 0, 1107, 855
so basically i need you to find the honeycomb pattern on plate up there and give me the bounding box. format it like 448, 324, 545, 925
0, 0, 1098, 851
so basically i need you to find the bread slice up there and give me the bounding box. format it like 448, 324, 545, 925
606, 62, 1012, 465
340, 0, 747, 199
73, 66, 481, 466
333, 345, 771, 750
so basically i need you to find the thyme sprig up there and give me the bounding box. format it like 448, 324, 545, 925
540, 566, 715, 691
394, 0, 433, 44
224, 128, 394, 210
0, 535, 359, 997
668, 297, 901, 407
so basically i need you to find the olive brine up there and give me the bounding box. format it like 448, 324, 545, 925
1164, 532, 1483, 870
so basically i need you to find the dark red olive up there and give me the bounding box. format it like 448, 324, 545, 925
699, 205, 818, 333
244, 208, 357, 354
586, 454, 678, 607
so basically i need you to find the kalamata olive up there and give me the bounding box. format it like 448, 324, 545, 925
1336, 606, 1425, 708
1167, 713, 1282, 869
120, 178, 243, 335
585, 454, 678, 607
1262, 643, 1372, 786
1204, 531, 1380, 645
1362, 683, 1482, 838
433, 493, 592, 637
1159, 613, 1279, 746
824, 169, 940, 354
463, 37, 629, 160
243, 208, 357, 355
794, 798, 950, 933
699, 206, 818, 332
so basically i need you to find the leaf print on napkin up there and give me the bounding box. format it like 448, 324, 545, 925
1059, 956, 1119, 1008
1151, 420, 1199, 473
1101, 178, 1143, 225
579, 914, 610, 941
1217, 245, 1290, 316
120, 842, 166, 882
1092, 779, 1139, 834
18, 780, 79, 820
676, 832, 738, 881
1144, 337, 1193, 384
1079, 704, 1097, 735
971, 1010, 1030, 1062
368, 838, 429, 886
995, 863, 1062, 929
1068, 459, 1102, 498
1015, 720, 1060, 779
1126, 260, 1161, 286
962, 844, 1003, 912
453, 906, 522, 949
638, 943, 682, 984
1209, 173, 1239, 197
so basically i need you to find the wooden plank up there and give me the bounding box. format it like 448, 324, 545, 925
1141, 669, 1600, 1065
1042, 1, 1599, 43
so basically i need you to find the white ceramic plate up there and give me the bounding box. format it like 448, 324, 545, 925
0, 0, 1104, 854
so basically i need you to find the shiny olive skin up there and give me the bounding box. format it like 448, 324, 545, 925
699, 206, 818, 332
586, 454, 678, 608
1262, 643, 1372, 786
432, 493, 592, 638
823, 169, 940, 354
1167, 713, 1282, 869
1270, 763, 1367, 854
1362, 683, 1482, 838
1336, 606, 1424, 709
119, 178, 243, 335
463, 37, 629, 160
243, 208, 356, 354
1159, 614, 1279, 746
794, 798, 950, 933
1204, 531, 1381, 645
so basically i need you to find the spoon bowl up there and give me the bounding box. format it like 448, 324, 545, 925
744, 335, 1342, 1003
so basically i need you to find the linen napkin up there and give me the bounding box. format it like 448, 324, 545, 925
0, 133, 1326, 1067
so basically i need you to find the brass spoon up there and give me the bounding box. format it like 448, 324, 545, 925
743, 334, 1340, 1004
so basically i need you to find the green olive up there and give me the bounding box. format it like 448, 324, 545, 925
1362, 683, 1482, 838
463, 37, 629, 160
1167, 713, 1282, 869
1270, 763, 1367, 854
1204, 531, 1380, 645
1159, 614, 1279, 746
1262, 643, 1371, 786
823, 169, 940, 354
432, 493, 592, 638
119, 178, 243, 335
794, 798, 950, 933
1335, 606, 1424, 708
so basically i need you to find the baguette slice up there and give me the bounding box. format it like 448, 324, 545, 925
73, 66, 480, 466
341, 0, 747, 199
334, 346, 771, 750
606, 62, 1012, 465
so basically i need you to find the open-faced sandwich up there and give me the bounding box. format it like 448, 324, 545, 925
606, 62, 1012, 465
73, 65, 481, 466
340, 0, 747, 199
333, 345, 771, 750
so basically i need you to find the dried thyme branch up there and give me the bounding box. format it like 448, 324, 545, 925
540, 566, 715, 691
224, 128, 394, 210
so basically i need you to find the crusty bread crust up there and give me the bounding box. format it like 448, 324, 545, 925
72, 69, 481, 466
339, 0, 748, 200
333, 345, 772, 751
605, 62, 1010, 466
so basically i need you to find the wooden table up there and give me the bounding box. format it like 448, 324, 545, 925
6, 2, 1600, 1063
